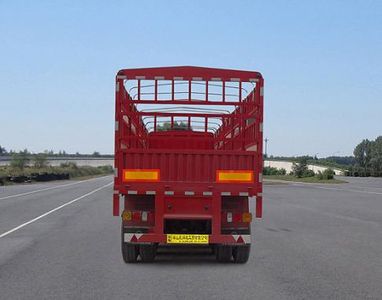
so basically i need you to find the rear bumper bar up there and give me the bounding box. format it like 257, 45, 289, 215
123, 233, 251, 244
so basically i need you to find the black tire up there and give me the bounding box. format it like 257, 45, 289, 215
233, 245, 251, 263
122, 243, 139, 263
139, 244, 156, 262
121, 225, 138, 263
216, 245, 232, 262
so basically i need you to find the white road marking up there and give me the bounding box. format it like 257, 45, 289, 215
347, 184, 382, 190
313, 186, 382, 195
0, 182, 113, 238
0, 175, 112, 200
290, 183, 382, 196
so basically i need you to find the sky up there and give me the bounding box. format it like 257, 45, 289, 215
0, 0, 381, 157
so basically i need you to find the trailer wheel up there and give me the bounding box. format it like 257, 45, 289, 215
121, 227, 138, 263
139, 244, 156, 262
233, 245, 250, 263
216, 245, 232, 262
122, 243, 139, 263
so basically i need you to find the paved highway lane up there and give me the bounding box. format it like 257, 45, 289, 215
0, 177, 381, 299
0, 176, 112, 235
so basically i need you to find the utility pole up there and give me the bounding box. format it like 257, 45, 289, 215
264, 137, 269, 158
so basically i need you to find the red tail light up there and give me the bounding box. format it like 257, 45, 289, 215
132, 211, 141, 221
233, 213, 242, 223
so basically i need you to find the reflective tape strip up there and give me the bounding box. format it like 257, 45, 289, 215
260, 87, 264, 97
174, 77, 183, 80
116, 82, 120, 92
221, 192, 231, 196
230, 78, 240, 82
165, 191, 174, 196
232, 234, 251, 244
192, 77, 203, 81
123, 169, 159, 182
249, 78, 258, 82
115, 121, 119, 131
154, 76, 164, 80
257, 192, 263, 197
135, 76, 146, 79
217, 170, 254, 183
127, 190, 138, 195
146, 191, 156, 195
185, 191, 194, 196
124, 233, 143, 243
116, 75, 127, 80
124, 233, 134, 242
210, 77, 221, 81
243, 235, 251, 243
239, 192, 249, 196
203, 191, 213, 196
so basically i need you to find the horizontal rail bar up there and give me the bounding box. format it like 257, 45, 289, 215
124, 99, 253, 106
124, 111, 254, 118
119, 136, 255, 144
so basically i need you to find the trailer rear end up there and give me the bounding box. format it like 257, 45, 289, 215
113, 66, 264, 263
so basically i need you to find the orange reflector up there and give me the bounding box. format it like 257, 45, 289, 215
123, 169, 160, 182
242, 212, 252, 223
216, 170, 254, 183
122, 210, 132, 221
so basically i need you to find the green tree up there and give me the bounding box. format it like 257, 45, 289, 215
322, 168, 335, 179
370, 136, 382, 175
10, 149, 30, 169
157, 121, 189, 131
58, 150, 67, 156
0, 145, 6, 155
354, 139, 372, 168
292, 157, 308, 178
351, 136, 382, 177
33, 153, 48, 168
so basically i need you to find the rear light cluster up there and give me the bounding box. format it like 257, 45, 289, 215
223, 212, 252, 223
122, 210, 154, 223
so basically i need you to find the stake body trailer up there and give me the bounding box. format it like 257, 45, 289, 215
113, 66, 264, 263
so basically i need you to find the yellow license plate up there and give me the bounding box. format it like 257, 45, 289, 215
166, 234, 209, 244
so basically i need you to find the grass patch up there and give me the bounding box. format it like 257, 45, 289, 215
264, 175, 347, 184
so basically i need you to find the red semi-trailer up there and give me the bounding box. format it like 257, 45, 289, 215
113, 66, 264, 263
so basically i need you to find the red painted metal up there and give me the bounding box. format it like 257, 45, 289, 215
114, 66, 264, 245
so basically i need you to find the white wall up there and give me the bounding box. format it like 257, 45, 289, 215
264, 160, 343, 175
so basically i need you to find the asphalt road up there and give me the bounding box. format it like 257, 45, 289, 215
0, 176, 381, 299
